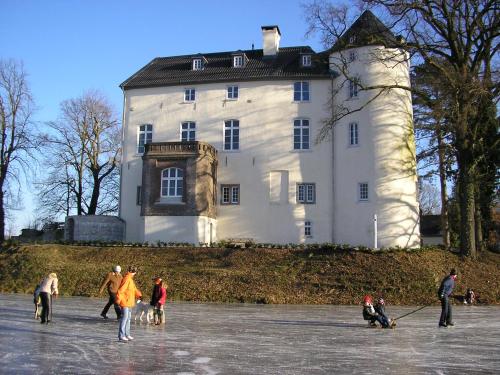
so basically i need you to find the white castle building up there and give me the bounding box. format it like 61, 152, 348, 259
119, 11, 420, 248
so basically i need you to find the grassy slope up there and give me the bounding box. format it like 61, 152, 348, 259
0, 244, 499, 305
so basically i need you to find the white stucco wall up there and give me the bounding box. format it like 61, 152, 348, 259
144, 216, 216, 244
120, 79, 333, 244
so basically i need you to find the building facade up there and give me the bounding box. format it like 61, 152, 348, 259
119, 11, 420, 248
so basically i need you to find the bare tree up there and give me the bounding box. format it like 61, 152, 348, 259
418, 178, 441, 215
37, 91, 120, 220
0, 59, 38, 242
303, 0, 499, 258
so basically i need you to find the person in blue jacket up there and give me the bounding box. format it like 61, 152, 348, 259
438, 268, 458, 327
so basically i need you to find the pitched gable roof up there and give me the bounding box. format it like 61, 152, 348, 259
120, 47, 330, 90
330, 10, 399, 52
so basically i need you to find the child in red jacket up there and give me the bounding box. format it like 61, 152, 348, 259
150, 278, 167, 325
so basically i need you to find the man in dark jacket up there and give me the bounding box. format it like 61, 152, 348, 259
99, 265, 123, 319
438, 268, 457, 327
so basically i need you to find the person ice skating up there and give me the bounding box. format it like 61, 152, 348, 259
116, 266, 142, 342
362, 295, 389, 328
438, 268, 457, 327
38, 273, 59, 324
99, 265, 123, 319
150, 278, 167, 325
464, 288, 476, 305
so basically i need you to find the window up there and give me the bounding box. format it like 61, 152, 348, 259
136, 186, 142, 205
224, 120, 239, 151
297, 183, 315, 204
137, 124, 153, 154
161, 168, 184, 199
233, 55, 244, 68
305, 220, 312, 237
184, 88, 196, 102
302, 55, 312, 67
293, 119, 310, 150
359, 183, 369, 201
294, 81, 310, 101
349, 79, 359, 98
221, 184, 240, 205
349, 122, 359, 146
227, 85, 239, 100
192, 58, 203, 70
348, 51, 357, 62
181, 122, 196, 142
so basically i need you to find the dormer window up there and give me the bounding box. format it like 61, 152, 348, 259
233, 55, 244, 68
192, 56, 207, 71
301, 55, 312, 67
232, 52, 248, 68
192, 58, 203, 70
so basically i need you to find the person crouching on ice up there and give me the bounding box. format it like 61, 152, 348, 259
374, 298, 394, 328
362, 295, 389, 328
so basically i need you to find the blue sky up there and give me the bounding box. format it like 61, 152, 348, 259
1, 0, 325, 234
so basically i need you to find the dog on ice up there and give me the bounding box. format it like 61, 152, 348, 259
133, 300, 154, 323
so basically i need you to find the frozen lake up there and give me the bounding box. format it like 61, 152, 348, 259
0, 294, 498, 374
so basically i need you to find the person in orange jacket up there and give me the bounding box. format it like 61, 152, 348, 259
116, 266, 142, 342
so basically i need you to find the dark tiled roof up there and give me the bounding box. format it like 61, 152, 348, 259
120, 47, 331, 90
330, 10, 400, 52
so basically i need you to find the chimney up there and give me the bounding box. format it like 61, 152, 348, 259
261, 25, 281, 56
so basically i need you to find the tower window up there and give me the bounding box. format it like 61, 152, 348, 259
359, 182, 369, 201
349, 122, 359, 146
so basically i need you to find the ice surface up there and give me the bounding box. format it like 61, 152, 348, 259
0, 294, 499, 374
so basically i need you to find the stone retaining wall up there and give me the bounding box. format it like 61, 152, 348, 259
65, 215, 124, 242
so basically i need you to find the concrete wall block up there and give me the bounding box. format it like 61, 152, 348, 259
64, 216, 125, 242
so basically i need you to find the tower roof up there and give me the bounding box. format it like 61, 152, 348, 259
330, 10, 400, 52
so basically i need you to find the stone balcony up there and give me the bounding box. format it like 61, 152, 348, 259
144, 141, 217, 160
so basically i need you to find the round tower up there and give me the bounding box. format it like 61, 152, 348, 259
329, 11, 420, 248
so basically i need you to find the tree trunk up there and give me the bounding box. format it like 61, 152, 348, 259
436, 122, 450, 249
0, 186, 5, 242
455, 85, 477, 258
457, 161, 477, 258
474, 191, 484, 253
87, 170, 100, 215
